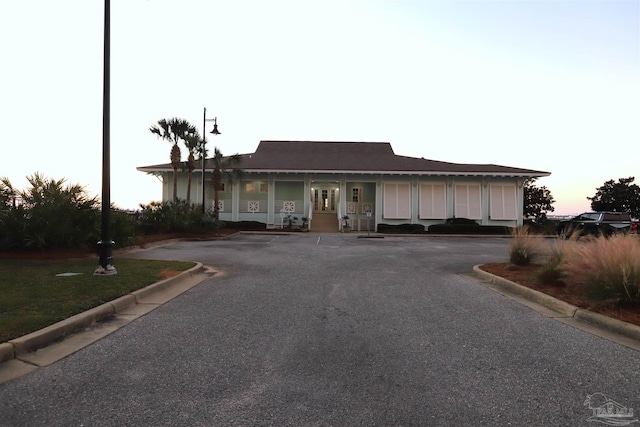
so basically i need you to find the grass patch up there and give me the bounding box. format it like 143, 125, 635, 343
0, 258, 196, 342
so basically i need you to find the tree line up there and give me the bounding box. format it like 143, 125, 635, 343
525, 176, 640, 222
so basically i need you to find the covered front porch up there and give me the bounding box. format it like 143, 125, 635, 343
216, 174, 378, 232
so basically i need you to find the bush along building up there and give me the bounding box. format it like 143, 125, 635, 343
137, 140, 550, 232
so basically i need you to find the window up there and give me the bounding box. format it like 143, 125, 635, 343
455, 184, 481, 219
578, 213, 599, 221
352, 188, 362, 203
383, 183, 411, 219
490, 184, 517, 220
244, 181, 267, 193
419, 183, 446, 219
603, 213, 630, 221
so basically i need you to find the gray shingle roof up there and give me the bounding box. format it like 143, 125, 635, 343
138, 140, 550, 177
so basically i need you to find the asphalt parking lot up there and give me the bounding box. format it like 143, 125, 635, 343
1, 234, 639, 426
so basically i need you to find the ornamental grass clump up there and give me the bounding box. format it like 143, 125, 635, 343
537, 239, 572, 286
564, 234, 640, 305
509, 226, 545, 266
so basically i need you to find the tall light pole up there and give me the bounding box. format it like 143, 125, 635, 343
95, 0, 116, 275
202, 108, 220, 214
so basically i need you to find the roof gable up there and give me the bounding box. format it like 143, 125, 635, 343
242, 141, 397, 170
239, 141, 548, 175
137, 140, 550, 177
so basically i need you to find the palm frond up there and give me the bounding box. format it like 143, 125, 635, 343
168, 117, 194, 144
183, 132, 202, 153
149, 118, 173, 143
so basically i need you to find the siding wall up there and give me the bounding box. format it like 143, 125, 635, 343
164, 172, 524, 227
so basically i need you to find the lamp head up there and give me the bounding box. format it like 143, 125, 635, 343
210, 117, 221, 135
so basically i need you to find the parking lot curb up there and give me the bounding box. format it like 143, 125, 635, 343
0, 263, 204, 364
472, 265, 640, 349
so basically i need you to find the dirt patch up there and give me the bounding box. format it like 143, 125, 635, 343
134, 229, 239, 247
157, 269, 182, 280
480, 263, 640, 327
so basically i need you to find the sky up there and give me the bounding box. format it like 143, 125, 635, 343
1, 0, 638, 215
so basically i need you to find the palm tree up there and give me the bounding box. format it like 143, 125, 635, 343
0, 177, 17, 208
210, 147, 242, 221
182, 131, 202, 204
149, 118, 197, 203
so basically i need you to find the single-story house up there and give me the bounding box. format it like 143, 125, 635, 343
137, 140, 550, 231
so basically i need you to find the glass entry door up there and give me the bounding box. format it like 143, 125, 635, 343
313, 188, 337, 213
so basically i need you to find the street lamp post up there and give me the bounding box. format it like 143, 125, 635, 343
95, 0, 116, 276
201, 108, 220, 214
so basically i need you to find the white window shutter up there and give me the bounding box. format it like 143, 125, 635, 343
455, 184, 481, 219
383, 183, 397, 218
490, 184, 517, 220
420, 183, 446, 219
383, 183, 411, 219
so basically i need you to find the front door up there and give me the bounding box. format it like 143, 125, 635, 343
313, 187, 337, 213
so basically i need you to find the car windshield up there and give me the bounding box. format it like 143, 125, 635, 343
575, 213, 600, 221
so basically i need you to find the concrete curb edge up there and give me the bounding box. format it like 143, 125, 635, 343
0, 262, 204, 363
472, 264, 640, 344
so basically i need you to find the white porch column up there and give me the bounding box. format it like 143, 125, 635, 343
375, 175, 383, 226
303, 174, 311, 220
339, 174, 347, 217
411, 176, 419, 223
267, 175, 276, 226
231, 181, 240, 222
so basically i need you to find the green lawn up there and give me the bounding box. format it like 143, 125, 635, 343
0, 258, 196, 343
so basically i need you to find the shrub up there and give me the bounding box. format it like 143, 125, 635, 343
4, 174, 100, 250
377, 223, 425, 233
428, 224, 511, 234
136, 200, 218, 234
564, 234, 640, 304
110, 209, 138, 248
509, 226, 545, 266
445, 217, 479, 225
0, 206, 26, 250
222, 221, 267, 230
